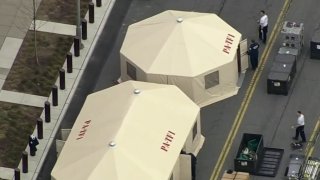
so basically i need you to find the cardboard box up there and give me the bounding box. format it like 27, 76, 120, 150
235, 172, 250, 180
236, 172, 249, 176
221, 171, 250, 180
221, 171, 236, 179
234, 176, 249, 180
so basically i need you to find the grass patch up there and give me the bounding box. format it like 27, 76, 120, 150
2, 31, 73, 96
36, 0, 91, 25
0, 102, 42, 168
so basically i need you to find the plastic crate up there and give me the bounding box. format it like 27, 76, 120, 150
281, 21, 304, 42
302, 157, 320, 180
281, 40, 303, 50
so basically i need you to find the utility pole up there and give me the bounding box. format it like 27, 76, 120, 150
33, 0, 39, 65
76, 0, 82, 46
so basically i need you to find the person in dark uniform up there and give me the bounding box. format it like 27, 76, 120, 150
29, 135, 39, 156
247, 39, 260, 70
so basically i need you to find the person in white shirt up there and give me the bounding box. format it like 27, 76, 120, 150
292, 111, 306, 142
258, 10, 268, 43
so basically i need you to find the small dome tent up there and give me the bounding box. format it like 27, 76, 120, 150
120, 10, 243, 107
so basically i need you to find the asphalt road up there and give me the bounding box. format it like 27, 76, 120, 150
213, 0, 320, 179
37, 0, 320, 179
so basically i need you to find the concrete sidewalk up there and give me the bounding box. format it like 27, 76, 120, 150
0, 0, 41, 49
0, 0, 115, 179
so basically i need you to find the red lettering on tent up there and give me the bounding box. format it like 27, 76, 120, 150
223, 46, 231, 54
226, 39, 233, 45
223, 34, 235, 54
161, 130, 176, 152
76, 120, 92, 140
161, 146, 168, 152
165, 137, 173, 142
228, 33, 235, 38
79, 130, 86, 136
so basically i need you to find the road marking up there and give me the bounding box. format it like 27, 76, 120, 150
305, 120, 320, 157
210, 0, 292, 179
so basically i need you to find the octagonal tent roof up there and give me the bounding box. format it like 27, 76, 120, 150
51, 81, 200, 180
120, 10, 241, 77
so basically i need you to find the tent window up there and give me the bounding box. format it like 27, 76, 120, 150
205, 71, 219, 89
192, 123, 197, 140
127, 62, 137, 80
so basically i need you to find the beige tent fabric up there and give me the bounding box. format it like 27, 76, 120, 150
120, 10, 242, 107
51, 81, 200, 180
120, 10, 241, 76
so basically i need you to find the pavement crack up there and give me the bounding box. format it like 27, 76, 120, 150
217, 0, 227, 16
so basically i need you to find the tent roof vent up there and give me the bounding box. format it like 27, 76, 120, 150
133, 89, 141, 94
176, 17, 183, 23
109, 141, 116, 147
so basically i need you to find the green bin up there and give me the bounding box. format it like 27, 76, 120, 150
234, 133, 264, 174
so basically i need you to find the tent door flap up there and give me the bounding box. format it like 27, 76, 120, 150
238, 39, 249, 72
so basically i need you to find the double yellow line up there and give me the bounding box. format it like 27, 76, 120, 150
210, 0, 292, 179
305, 120, 320, 157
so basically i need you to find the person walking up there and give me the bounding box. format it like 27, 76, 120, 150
247, 39, 260, 70
292, 111, 307, 143
258, 10, 268, 43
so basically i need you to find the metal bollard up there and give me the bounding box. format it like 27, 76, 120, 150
89, 2, 95, 23
22, 151, 28, 173
14, 168, 20, 180
66, 52, 73, 73
52, 85, 58, 106
82, 19, 87, 40
74, 36, 80, 57
59, 68, 65, 90
44, 101, 51, 123
96, 0, 102, 7
37, 118, 43, 139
